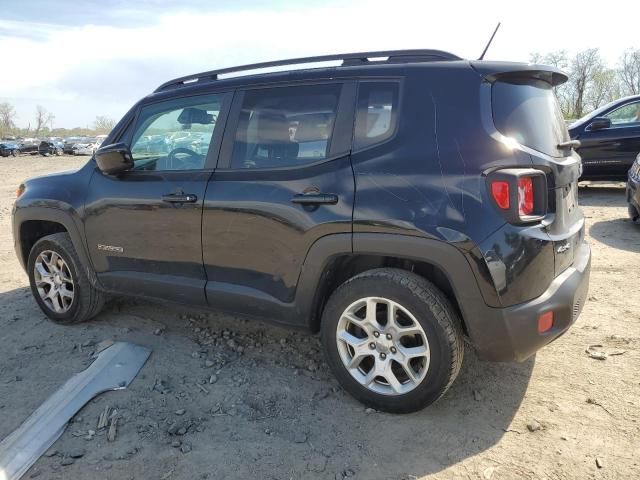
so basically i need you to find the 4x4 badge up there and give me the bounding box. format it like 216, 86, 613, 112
97, 244, 124, 253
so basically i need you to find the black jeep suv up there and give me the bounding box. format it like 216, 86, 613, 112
13, 50, 591, 413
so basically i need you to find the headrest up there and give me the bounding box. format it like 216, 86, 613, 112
256, 111, 290, 144
293, 117, 332, 142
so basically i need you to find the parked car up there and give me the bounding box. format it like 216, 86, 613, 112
569, 95, 640, 181
18, 140, 40, 155
170, 132, 210, 155
0, 142, 19, 157
38, 140, 63, 156
63, 137, 85, 154
12, 50, 591, 413
627, 153, 640, 223
72, 138, 103, 155
130, 134, 171, 156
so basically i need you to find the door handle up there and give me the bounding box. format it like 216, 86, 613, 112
291, 193, 338, 205
162, 193, 198, 203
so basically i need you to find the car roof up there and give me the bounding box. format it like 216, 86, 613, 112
144, 50, 570, 105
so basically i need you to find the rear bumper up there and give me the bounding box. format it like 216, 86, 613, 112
471, 241, 591, 362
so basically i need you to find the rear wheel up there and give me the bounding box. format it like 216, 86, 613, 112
28, 233, 104, 324
321, 268, 464, 413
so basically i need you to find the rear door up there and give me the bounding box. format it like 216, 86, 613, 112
202, 81, 356, 316
84, 92, 231, 305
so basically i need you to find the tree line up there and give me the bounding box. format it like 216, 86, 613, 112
0, 103, 116, 138
531, 47, 640, 120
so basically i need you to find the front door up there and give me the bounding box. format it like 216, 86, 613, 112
84, 92, 230, 304
201, 82, 356, 321
579, 100, 640, 179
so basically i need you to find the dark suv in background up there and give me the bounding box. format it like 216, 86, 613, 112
13, 50, 590, 412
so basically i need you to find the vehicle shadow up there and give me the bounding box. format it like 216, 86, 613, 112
99, 299, 535, 479
0, 287, 535, 479
578, 183, 626, 208
578, 184, 640, 253
589, 218, 640, 253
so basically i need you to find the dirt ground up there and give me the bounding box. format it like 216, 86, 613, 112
0, 155, 638, 480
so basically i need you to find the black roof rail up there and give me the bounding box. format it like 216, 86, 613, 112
155, 49, 461, 92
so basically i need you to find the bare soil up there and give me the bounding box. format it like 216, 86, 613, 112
0, 155, 638, 480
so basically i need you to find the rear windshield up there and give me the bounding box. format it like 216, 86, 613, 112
492, 79, 569, 157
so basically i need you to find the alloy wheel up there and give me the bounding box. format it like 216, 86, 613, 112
335, 297, 430, 396
34, 250, 75, 313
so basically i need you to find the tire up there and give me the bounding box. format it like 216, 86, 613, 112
321, 268, 464, 413
27, 232, 104, 325
629, 204, 640, 224
11, 149, 17, 157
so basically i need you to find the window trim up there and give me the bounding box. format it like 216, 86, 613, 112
216, 80, 356, 172
351, 78, 403, 154
115, 90, 233, 174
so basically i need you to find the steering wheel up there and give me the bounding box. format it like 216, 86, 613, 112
166, 147, 202, 170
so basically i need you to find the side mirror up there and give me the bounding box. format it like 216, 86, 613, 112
588, 117, 611, 131
95, 143, 133, 175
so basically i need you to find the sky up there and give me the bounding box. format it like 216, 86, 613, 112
1, 0, 638, 129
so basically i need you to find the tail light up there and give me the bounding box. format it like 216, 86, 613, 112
517, 177, 534, 216
488, 169, 547, 224
490, 181, 510, 209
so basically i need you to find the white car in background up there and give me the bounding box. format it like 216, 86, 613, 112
72, 136, 107, 155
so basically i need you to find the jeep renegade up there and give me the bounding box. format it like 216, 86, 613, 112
13, 50, 591, 413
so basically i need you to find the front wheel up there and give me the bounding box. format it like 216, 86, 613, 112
321, 268, 464, 413
27, 233, 105, 324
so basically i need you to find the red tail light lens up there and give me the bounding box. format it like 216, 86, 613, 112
487, 169, 547, 224
518, 177, 534, 216
491, 181, 510, 209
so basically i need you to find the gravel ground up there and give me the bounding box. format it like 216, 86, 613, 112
0, 155, 638, 480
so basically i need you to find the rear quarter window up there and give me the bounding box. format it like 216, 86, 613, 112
354, 81, 400, 150
492, 79, 569, 157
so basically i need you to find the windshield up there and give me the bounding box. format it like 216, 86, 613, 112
492, 79, 570, 157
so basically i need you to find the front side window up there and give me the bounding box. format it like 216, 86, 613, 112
130, 94, 223, 171
230, 84, 341, 169
604, 101, 640, 126
354, 81, 400, 150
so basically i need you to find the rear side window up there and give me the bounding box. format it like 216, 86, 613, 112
354, 81, 399, 150
492, 79, 569, 157
230, 84, 341, 169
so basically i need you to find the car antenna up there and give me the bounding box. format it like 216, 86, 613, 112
478, 22, 501, 60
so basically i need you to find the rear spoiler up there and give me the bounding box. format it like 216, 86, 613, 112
470, 61, 569, 87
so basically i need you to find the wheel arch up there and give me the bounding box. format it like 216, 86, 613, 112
298, 233, 489, 343
14, 207, 99, 287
